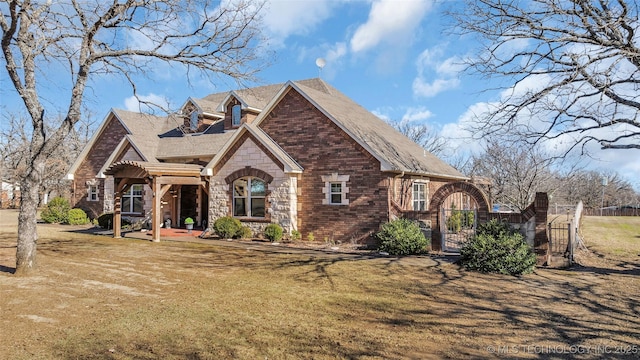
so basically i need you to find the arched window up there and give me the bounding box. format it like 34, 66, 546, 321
231, 104, 242, 126
233, 177, 266, 217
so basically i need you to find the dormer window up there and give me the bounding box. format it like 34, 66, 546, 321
231, 104, 241, 126
190, 111, 199, 131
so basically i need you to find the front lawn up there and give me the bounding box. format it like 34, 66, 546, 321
1, 210, 638, 359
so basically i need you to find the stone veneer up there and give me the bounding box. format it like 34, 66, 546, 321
209, 137, 298, 234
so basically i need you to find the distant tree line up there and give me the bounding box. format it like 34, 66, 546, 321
389, 121, 639, 212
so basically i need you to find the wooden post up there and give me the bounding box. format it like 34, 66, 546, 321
113, 178, 131, 239
113, 191, 122, 238
152, 176, 161, 242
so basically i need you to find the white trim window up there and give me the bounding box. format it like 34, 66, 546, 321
321, 173, 349, 205
233, 177, 266, 218
231, 104, 242, 126
122, 184, 143, 214
412, 182, 427, 211
86, 179, 99, 201
87, 184, 99, 201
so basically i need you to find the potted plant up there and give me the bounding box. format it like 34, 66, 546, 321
184, 217, 194, 233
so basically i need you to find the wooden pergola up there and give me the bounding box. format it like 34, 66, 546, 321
104, 160, 205, 242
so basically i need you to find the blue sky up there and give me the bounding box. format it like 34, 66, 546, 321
2, 0, 639, 190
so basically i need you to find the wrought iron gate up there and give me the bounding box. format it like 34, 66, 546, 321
441, 207, 477, 253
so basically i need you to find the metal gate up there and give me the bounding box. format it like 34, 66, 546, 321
548, 222, 570, 255
441, 207, 477, 253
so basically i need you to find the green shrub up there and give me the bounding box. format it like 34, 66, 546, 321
307, 232, 315, 241
238, 226, 253, 239
264, 223, 283, 242
213, 216, 242, 239
290, 230, 301, 241
459, 219, 536, 276
40, 197, 70, 223
96, 213, 132, 229
67, 208, 90, 225
475, 219, 515, 238
97, 213, 113, 228
375, 218, 429, 256
446, 204, 462, 233
184, 217, 194, 225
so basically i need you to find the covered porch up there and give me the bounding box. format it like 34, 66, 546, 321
104, 160, 207, 242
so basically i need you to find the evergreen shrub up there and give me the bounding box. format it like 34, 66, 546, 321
375, 218, 429, 255
40, 197, 70, 224
264, 223, 283, 242
213, 216, 242, 239
459, 219, 536, 275
67, 208, 90, 225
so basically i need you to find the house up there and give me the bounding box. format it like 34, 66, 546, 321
67, 78, 468, 243
1, 180, 20, 209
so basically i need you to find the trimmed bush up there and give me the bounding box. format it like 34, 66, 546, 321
264, 223, 283, 242
375, 218, 429, 256
96, 213, 132, 229
238, 226, 253, 239
290, 230, 301, 241
67, 208, 90, 225
213, 216, 242, 239
97, 213, 113, 228
459, 219, 536, 276
41, 197, 70, 224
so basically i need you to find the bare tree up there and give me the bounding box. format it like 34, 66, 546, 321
1, 0, 265, 274
451, 0, 640, 153
557, 170, 638, 208
468, 140, 559, 211
389, 119, 447, 156
1, 112, 98, 203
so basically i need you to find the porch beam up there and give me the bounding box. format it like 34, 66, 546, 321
159, 184, 172, 199
157, 176, 203, 186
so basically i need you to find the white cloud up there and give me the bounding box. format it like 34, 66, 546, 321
325, 42, 347, 63
412, 77, 460, 98
371, 109, 392, 122
412, 46, 463, 98
350, 0, 432, 53
402, 106, 433, 122
261, 0, 340, 48
124, 93, 171, 112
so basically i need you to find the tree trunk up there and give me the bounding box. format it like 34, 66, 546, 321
15, 174, 40, 275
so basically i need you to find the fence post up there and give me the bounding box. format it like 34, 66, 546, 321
568, 221, 574, 265
547, 222, 552, 266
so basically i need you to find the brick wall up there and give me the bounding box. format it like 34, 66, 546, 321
71, 116, 128, 218
259, 89, 389, 244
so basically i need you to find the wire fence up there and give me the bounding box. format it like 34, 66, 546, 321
549, 204, 639, 216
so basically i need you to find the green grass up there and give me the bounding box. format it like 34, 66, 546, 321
580, 216, 640, 259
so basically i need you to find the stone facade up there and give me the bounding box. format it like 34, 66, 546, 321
209, 136, 298, 234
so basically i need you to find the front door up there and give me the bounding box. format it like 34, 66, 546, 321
180, 185, 198, 227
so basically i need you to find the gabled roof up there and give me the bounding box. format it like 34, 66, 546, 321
66, 109, 170, 179
254, 79, 467, 180
202, 123, 303, 176
156, 130, 235, 159
71, 78, 465, 182
220, 83, 284, 112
